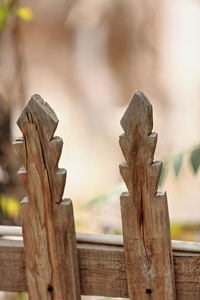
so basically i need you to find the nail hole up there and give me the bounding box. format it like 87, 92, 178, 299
146, 288, 152, 294
48, 285, 53, 292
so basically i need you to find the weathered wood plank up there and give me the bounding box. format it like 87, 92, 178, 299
119, 91, 176, 299
0, 239, 26, 292
1, 238, 200, 299
174, 255, 200, 300
13, 95, 81, 300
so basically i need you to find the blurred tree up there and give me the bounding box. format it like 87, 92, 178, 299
0, 96, 16, 224
0, 0, 31, 224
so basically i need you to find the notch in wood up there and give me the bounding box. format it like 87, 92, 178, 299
119, 91, 176, 299
13, 94, 81, 300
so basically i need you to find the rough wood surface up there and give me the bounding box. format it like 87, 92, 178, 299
1, 237, 200, 299
13, 95, 81, 300
119, 91, 176, 299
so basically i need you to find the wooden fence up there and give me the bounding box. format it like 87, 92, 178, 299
0, 91, 200, 299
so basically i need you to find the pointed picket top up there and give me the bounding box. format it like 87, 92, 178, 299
17, 94, 58, 140
13, 95, 81, 300
119, 91, 160, 196
120, 91, 153, 137
119, 91, 176, 299
14, 94, 66, 203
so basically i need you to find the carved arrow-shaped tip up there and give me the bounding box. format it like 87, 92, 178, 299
17, 94, 59, 139
120, 91, 153, 136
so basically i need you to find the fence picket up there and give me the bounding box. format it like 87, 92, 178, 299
13, 94, 81, 300
120, 91, 176, 299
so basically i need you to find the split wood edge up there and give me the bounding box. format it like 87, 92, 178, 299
119, 91, 176, 299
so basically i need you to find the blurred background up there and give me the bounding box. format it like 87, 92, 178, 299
1, 0, 200, 299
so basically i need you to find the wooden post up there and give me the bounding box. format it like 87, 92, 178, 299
13, 95, 81, 300
119, 91, 176, 299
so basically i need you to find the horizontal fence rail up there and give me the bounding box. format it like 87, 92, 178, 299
1, 231, 200, 299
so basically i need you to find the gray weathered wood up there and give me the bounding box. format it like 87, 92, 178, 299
1, 237, 200, 299
13, 95, 81, 300
119, 91, 176, 299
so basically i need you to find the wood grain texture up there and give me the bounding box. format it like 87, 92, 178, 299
1, 238, 200, 299
0, 239, 26, 292
119, 91, 176, 299
13, 95, 81, 300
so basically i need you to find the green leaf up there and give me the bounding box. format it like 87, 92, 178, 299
158, 162, 168, 187
16, 7, 33, 22
17, 292, 28, 300
0, 6, 9, 30
82, 182, 126, 209
173, 153, 183, 177
190, 145, 200, 174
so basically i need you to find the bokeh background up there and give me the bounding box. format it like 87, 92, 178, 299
1, 0, 200, 299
